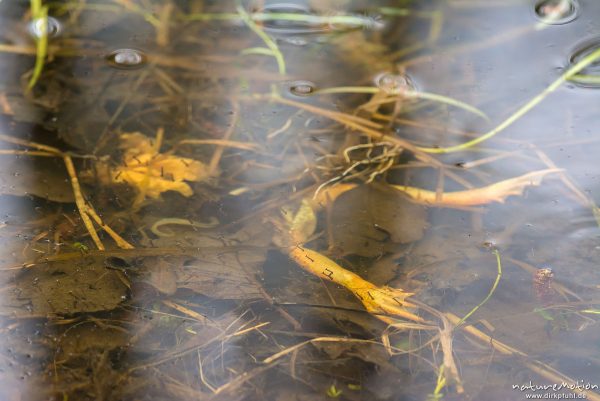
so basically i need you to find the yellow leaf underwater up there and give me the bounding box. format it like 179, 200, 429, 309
289, 246, 423, 323
390, 168, 562, 206
310, 169, 562, 209
96, 132, 210, 199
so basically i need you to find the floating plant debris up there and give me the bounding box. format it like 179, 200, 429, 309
533, 267, 555, 306
105, 48, 147, 69
2, 1, 600, 400
534, 0, 578, 25
568, 39, 600, 88
289, 80, 316, 96
28, 16, 61, 39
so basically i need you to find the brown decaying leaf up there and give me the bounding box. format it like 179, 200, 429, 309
96, 132, 210, 199
329, 185, 427, 257
0, 155, 73, 202
176, 249, 266, 300
2, 257, 128, 317
137, 252, 266, 300
391, 169, 562, 206
143, 257, 178, 296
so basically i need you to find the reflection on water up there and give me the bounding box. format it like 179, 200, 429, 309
288, 79, 317, 96
569, 38, 600, 87
28, 16, 62, 39
0, 0, 599, 400
105, 48, 147, 70
534, 0, 579, 25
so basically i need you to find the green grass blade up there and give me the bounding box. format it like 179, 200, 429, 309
236, 1, 286, 75
28, 3, 49, 91
419, 47, 600, 154
240, 47, 276, 56
313, 86, 488, 120
455, 249, 502, 327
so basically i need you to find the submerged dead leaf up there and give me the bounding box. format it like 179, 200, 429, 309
0, 154, 73, 202
94, 132, 210, 199
330, 185, 427, 257
176, 249, 266, 300
140, 219, 272, 300
143, 257, 179, 295
3, 257, 128, 317
56, 324, 128, 361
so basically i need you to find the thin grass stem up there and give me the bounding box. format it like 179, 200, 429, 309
313, 86, 488, 120
28, 1, 49, 90
455, 249, 502, 327
236, 2, 286, 75
419, 47, 600, 153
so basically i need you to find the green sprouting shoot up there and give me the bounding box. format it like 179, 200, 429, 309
71, 242, 89, 253
455, 249, 502, 327
313, 86, 489, 120
236, 1, 286, 75
326, 384, 343, 398
419, 46, 600, 154
568, 74, 600, 85
427, 365, 446, 401
28, 0, 49, 91
240, 47, 277, 57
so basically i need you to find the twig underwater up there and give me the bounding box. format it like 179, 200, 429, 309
0, 133, 133, 250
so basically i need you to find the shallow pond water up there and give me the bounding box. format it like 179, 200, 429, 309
0, 0, 599, 400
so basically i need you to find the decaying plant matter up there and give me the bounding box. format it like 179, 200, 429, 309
1, 1, 600, 401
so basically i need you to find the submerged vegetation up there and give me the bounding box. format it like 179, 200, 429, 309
0, 0, 599, 400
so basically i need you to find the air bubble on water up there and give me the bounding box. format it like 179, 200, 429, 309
289, 80, 316, 96
374, 72, 415, 94
534, 0, 578, 25
28, 16, 62, 39
567, 39, 600, 88
106, 48, 147, 70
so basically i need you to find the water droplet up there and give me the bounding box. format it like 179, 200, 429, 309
289, 80, 316, 96
568, 40, 600, 88
106, 48, 147, 70
534, 0, 578, 25
374, 73, 415, 94
28, 16, 62, 39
